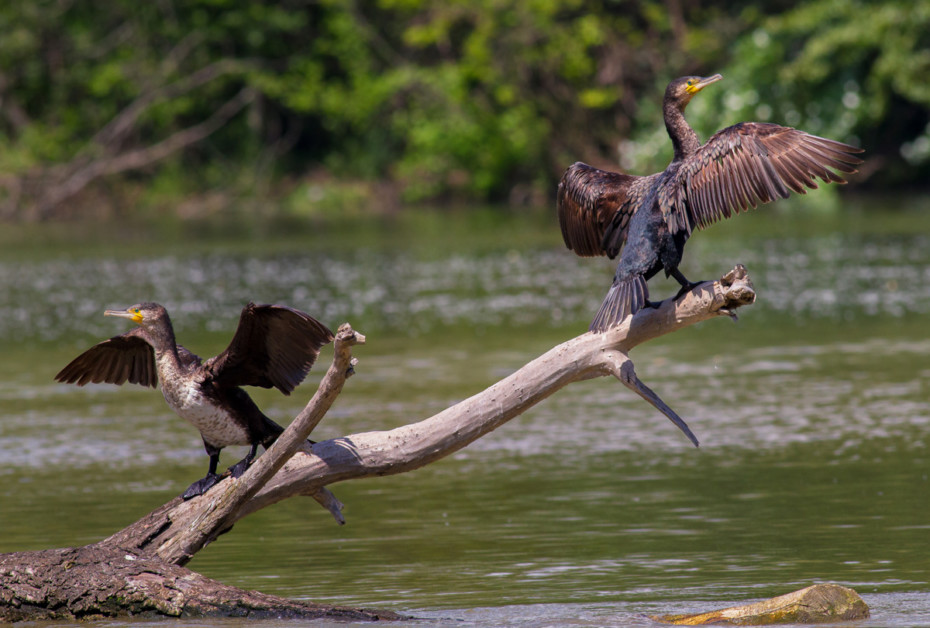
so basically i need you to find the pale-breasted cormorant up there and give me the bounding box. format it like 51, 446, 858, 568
558, 74, 864, 332
55, 302, 334, 499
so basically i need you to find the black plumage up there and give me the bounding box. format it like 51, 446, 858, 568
56, 302, 334, 499
557, 74, 864, 332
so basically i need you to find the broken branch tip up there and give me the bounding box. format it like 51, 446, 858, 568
335, 323, 366, 346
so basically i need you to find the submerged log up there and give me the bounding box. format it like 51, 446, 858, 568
0, 266, 756, 621
652, 584, 870, 625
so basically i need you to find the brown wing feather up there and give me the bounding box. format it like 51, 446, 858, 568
55, 327, 158, 388
207, 303, 334, 395
663, 122, 864, 234
557, 162, 640, 259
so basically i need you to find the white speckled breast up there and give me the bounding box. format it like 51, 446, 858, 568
157, 356, 250, 447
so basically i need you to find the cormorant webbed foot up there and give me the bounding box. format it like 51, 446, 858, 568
227, 457, 252, 478
182, 472, 223, 500
669, 268, 709, 300
227, 443, 260, 478
673, 280, 709, 300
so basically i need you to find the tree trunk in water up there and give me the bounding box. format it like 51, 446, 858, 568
0, 266, 756, 621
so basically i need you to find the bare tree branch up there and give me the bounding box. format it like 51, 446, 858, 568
33, 86, 256, 218
155, 324, 364, 565
135, 265, 755, 565
90, 57, 248, 151
0, 52, 257, 219
0, 73, 31, 131
1, 266, 755, 621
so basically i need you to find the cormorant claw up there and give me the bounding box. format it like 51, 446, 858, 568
226, 457, 252, 479
674, 279, 709, 300
182, 472, 223, 500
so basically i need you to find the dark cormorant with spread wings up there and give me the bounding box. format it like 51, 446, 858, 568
56, 302, 334, 499
557, 73, 863, 332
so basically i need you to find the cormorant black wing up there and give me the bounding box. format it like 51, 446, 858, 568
207, 303, 334, 395
662, 122, 863, 234
55, 327, 158, 388
557, 162, 640, 259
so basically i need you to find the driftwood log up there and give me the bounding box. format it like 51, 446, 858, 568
0, 266, 755, 621
652, 583, 870, 625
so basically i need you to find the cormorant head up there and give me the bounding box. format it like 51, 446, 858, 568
105, 302, 174, 343
665, 74, 723, 111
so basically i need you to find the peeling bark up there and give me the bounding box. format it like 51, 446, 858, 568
0, 266, 756, 621
0, 545, 402, 622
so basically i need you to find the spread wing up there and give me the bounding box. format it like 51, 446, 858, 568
557, 162, 640, 259
207, 303, 335, 395
55, 327, 158, 388
662, 122, 864, 234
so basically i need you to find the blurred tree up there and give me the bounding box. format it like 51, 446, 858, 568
0, 0, 921, 220
0, 0, 314, 218
622, 0, 929, 187
268, 0, 739, 204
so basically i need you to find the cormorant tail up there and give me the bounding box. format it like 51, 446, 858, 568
260, 415, 285, 447
589, 274, 648, 333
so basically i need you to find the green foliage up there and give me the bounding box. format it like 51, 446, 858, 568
695, 0, 930, 182
0, 0, 924, 218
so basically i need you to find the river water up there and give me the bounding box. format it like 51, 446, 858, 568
1, 199, 929, 626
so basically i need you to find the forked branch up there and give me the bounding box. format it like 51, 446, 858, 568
0, 266, 756, 622
139, 265, 755, 565
151, 324, 364, 565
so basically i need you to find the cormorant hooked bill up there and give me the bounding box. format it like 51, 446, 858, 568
55, 302, 334, 499
557, 74, 864, 332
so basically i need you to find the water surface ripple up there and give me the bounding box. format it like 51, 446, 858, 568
1, 210, 929, 626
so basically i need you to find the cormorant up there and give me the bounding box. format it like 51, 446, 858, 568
55, 302, 334, 499
557, 74, 864, 332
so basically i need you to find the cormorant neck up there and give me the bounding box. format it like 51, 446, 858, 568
142, 324, 180, 362
664, 98, 700, 162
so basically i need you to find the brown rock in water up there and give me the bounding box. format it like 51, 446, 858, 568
652, 583, 869, 625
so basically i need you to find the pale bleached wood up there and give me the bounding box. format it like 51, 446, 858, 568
253, 265, 754, 499
145, 265, 755, 565
0, 265, 757, 622
154, 325, 364, 565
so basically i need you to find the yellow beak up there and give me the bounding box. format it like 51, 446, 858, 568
687, 74, 723, 94
104, 308, 143, 324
